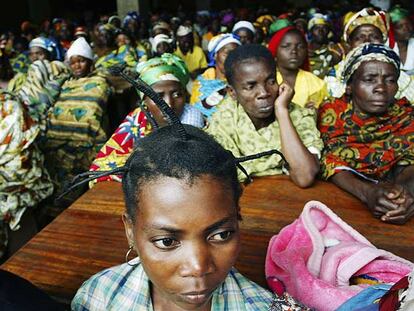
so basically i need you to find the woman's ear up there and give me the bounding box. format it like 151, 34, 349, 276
228, 85, 237, 100
122, 213, 135, 247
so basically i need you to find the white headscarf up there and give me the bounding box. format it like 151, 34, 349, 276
67, 37, 94, 61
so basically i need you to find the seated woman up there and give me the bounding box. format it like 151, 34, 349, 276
190, 33, 240, 118
7, 36, 61, 93
390, 5, 414, 76
268, 21, 328, 109
232, 21, 256, 45
71, 113, 310, 310
205, 44, 323, 187
0, 91, 53, 260
151, 34, 174, 57
318, 43, 414, 225
325, 8, 414, 103
94, 23, 138, 70
41, 37, 111, 206
90, 53, 204, 182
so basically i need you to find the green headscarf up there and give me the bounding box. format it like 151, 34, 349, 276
389, 5, 410, 24
269, 19, 293, 35
136, 53, 189, 87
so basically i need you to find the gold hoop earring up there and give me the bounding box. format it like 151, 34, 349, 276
125, 245, 138, 266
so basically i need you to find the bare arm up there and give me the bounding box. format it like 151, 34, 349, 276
275, 83, 319, 188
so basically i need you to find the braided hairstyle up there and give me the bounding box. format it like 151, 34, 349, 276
123, 124, 241, 222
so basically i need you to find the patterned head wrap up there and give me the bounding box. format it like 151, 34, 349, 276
389, 5, 410, 24
343, 8, 389, 43
136, 53, 189, 88
29, 37, 61, 60
207, 33, 241, 66
340, 43, 400, 84
308, 13, 329, 31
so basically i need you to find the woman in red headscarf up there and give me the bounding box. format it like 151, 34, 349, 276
268, 21, 328, 109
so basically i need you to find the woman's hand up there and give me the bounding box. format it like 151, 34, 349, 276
366, 183, 414, 224
274, 82, 294, 113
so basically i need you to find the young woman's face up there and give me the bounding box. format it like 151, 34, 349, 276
215, 42, 238, 75
29, 46, 50, 62
144, 80, 186, 127
69, 55, 93, 78
276, 30, 307, 71
124, 175, 240, 310
235, 28, 254, 45
348, 61, 398, 115
393, 17, 413, 42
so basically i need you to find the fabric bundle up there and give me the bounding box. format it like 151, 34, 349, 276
265, 201, 413, 311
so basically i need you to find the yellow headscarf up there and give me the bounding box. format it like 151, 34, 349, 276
343, 8, 388, 43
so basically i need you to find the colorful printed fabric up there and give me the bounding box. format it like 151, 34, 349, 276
10, 51, 30, 74
174, 45, 207, 73
17, 60, 71, 137
277, 69, 328, 108
7, 72, 28, 93
0, 91, 53, 257
71, 258, 276, 310
318, 97, 414, 180
205, 96, 324, 181
42, 72, 111, 193
90, 104, 204, 183
95, 44, 138, 70
308, 45, 336, 78
135, 42, 148, 63
190, 67, 227, 118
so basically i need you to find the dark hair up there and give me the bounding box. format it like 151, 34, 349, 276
122, 124, 242, 222
224, 44, 276, 86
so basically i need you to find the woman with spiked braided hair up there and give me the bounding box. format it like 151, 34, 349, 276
72, 126, 310, 310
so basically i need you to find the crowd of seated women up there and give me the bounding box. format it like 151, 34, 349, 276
0, 2, 414, 310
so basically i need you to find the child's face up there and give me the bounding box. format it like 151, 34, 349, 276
123, 175, 240, 310
276, 30, 307, 71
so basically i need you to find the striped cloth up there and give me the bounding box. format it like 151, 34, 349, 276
42, 72, 111, 194
71, 258, 275, 310
95, 44, 138, 70
17, 59, 71, 137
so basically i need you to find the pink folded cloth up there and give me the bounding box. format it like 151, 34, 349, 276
265, 201, 413, 311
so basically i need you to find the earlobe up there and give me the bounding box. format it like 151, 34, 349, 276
228, 86, 237, 100
122, 213, 135, 247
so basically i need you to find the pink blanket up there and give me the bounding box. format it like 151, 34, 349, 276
265, 201, 413, 311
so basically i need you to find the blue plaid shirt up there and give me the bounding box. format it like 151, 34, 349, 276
72, 258, 274, 310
